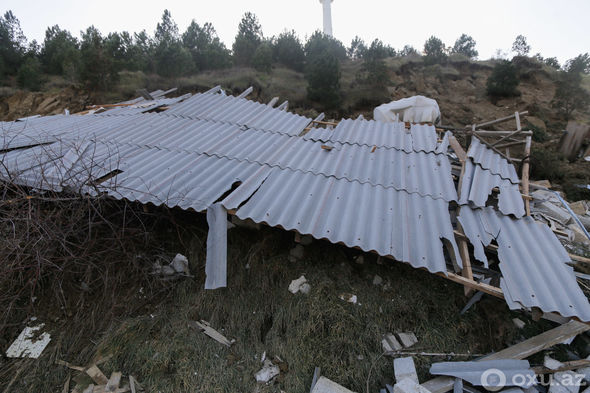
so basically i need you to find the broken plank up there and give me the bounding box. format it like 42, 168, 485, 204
86, 365, 109, 385
189, 320, 233, 347
105, 372, 122, 392
532, 359, 590, 374
448, 135, 466, 162
439, 272, 504, 298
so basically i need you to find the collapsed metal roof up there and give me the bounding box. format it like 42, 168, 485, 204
459, 160, 525, 217
467, 137, 519, 183
1, 88, 588, 321
459, 206, 590, 321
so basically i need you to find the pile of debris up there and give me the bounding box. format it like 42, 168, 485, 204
530, 182, 590, 248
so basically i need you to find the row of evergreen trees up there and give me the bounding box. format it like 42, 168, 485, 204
0, 9, 482, 92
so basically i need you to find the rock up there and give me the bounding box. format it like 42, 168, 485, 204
373, 275, 383, 286
288, 275, 308, 294
354, 255, 365, 265
527, 116, 547, 132
339, 293, 358, 304
299, 283, 311, 295
300, 235, 313, 246
289, 244, 305, 261
255, 359, 280, 383
512, 318, 526, 329
170, 254, 190, 274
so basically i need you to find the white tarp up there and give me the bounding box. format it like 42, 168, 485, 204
374, 96, 441, 124
205, 203, 228, 289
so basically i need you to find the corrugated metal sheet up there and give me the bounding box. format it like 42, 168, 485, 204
99, 147, 263, 212
98, 94, 192, 116
459, 160, 525, 217
458, 206, 590, 321
93, 114, 456, 201
166, 92, 311, 135
430, 360, 535, 389
231, 169, 461, 274
467, 138, 519, 183
303, 119, 439, 152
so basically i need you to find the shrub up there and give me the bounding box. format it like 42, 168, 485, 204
423, 36, 447, 65
360, 39, 390, 86
306, 52, 341, 109
526, 122, 548, 142
16, 56, 42, 90
252, 42, 272, 73
486, 60, 520, 98
530, 147, 564, 181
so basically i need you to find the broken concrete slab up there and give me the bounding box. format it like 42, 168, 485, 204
398, 332, 418, 348
536, 201, 572, 226
189, 320, 234, 347
6, 323, 51, 358
394, 378, 431, 393
311, 376, 356, 393
394, 357, 419, 384
383, 333, 403, 352
255, 359, 280, 383
430, 359, 535, 389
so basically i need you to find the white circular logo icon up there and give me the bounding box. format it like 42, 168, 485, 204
481, 368, 507, 391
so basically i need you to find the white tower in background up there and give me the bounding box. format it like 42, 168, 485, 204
319, 0, 334, 36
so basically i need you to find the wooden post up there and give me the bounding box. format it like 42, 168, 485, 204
522, 135, 532, 216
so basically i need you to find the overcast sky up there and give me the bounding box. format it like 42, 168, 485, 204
4, 0, 589, 64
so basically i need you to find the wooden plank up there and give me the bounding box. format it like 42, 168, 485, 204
531, 359, 590, 374
438, 272, 504, 298
487, 320, 590, 359
311, 120, 339, 126
448, 135, 466, 162
456, 221, 474, 296
474, 130, 533, 136
494, 140, 527, 149
189, 320, 233, 347
467, 111, 529, 130
474, 136, 516, 162
86, 365, 108, 385
422, 320, 590, 393
522, 136, 532, 216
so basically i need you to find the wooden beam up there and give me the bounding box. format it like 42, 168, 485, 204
473, 130, 533, 136
311, 120, 339, 126
522, 136, 532, 216
448, 135, 466, 162
495, 140, 527, 149
467, 111, 529, 130
474, 135, 516, 162
457, 221, 474, 296
439, 272, 504, 299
